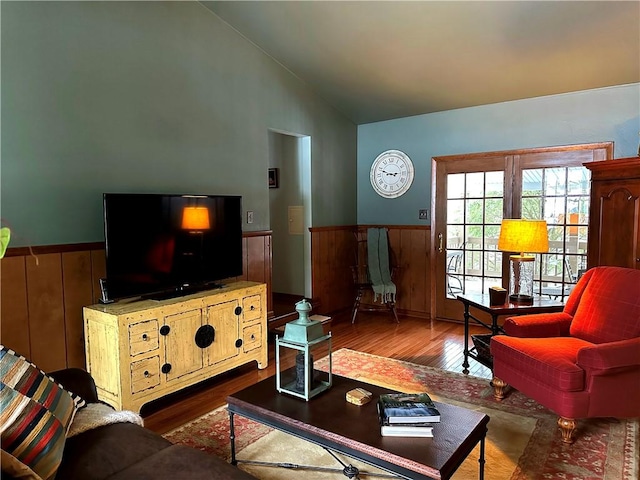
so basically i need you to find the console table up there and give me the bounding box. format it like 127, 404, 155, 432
456, 294, 564, 374
83, 281, 267, 413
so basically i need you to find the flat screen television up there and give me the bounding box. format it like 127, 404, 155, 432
103, 193, 243, 301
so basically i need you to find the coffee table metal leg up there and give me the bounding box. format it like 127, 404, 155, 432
478, 434, 486, 480
229, 411, 237, 466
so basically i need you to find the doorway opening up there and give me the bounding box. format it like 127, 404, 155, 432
268, 130, 312, 320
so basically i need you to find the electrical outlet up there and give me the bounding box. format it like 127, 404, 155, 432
419, 209, 429, 220
247, 211, 254, 224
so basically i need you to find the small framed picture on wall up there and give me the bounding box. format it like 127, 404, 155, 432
268, 168, 279, 188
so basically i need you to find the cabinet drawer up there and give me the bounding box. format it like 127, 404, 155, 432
242, 295, 262, 322
242, 324, 262, 352
129, 319, 159, 357
130, 356, 160, 394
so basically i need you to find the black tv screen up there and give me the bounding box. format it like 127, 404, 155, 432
103, 193, 243, 301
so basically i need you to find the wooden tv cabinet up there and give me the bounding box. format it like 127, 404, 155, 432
83, 281, 267, 413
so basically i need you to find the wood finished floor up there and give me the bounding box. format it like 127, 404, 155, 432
142, 311, 492, 435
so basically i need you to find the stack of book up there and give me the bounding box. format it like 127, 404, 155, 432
377, 392, 441, 437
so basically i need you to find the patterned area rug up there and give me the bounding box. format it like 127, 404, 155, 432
164, 349, 638, 480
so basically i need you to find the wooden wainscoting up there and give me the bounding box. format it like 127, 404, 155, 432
1, 226, 432, 373
310, 225, 431, 320
0, 232, 273, 373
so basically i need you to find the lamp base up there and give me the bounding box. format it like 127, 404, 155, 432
509, 294, 534, 305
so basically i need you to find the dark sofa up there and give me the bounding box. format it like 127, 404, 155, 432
8, 368, 257, 480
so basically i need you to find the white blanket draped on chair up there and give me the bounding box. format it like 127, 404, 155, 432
367, 228, 396, 303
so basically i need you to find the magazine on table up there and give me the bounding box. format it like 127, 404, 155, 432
377, 392, 441, 424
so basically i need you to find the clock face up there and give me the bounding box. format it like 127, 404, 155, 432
370, 150, 414, 198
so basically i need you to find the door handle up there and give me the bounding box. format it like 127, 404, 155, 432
438, 233, 444, 253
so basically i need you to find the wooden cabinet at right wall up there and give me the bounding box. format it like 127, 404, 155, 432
585, 157, 640, 270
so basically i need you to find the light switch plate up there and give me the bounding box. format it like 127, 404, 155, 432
247, 211, 254, 224
419, 209, 429, 220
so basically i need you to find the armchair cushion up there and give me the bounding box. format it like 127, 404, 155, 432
491, 336, 592, 392
569, 266, 640, 344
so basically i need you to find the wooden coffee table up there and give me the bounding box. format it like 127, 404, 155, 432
227, 374, 489, 480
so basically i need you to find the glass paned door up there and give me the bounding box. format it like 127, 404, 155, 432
432, 143, 612, 323
522, 166, 590, 300
446, 171, 504, 298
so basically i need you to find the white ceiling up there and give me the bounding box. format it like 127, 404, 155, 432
202, 1, 640, 125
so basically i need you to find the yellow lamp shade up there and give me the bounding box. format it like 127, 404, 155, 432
498, 219, 549, 254
181, 207, 210, 230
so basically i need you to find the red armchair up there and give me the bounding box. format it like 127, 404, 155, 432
490, 266, 640, 443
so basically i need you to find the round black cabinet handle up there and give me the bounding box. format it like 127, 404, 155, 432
142, 333, 148, 341
250, 305, 255, 311
234, 306, 243, 316
160, 325, 170, 336
195, 325, 215, 349
251, 334, 255, 340
143, 370, 150, 377
161, 363, 172, 374
235, 339, 243, 348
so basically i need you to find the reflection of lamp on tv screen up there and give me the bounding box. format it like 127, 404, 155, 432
103, 193, 242, 301
182, 206, 210, 231
181, 205, 211, 274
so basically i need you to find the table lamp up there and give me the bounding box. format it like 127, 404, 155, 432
497, 219, 549, 304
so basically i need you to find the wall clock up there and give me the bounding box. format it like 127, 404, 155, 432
370, 149, 414, 198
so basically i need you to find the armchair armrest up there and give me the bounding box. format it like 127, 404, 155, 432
48, 368, 100, 403
577, 337, 640, 376
504, 312, 573, 338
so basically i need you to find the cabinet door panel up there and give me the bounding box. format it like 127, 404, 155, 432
593, 182, 640, 268
163, 309, 203, 381
206, 301, 240, 365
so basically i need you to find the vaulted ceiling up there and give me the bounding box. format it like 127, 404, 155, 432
203, 1, 640, 124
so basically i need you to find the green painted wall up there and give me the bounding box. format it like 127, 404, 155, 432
1, 1, 357, 247
357, 84, 640, 225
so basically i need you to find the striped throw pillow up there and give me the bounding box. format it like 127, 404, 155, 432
1, 346, 86, 480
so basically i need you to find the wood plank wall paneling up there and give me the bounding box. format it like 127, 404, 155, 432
0, 227, 430, 373
1, 256, 30, 354
310, 225, 431, 320
25, 253, 67, 371
310, 226, 355, 315
61, 252, 95, 369
1, 232, 272, 373
90, 249, 107, 304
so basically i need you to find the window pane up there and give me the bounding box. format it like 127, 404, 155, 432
522, 197, 542, 219
466, 199, 484, 224
567, 167, 590, 195
448, 174, 465, 199
465, 225, 483, 250
485, 171, 504, 197
522, 169, 542, 196
485, 199, 503, 224
544, 168, 566, 196
465, 172, 484, 198
545, 197, 566, 223
447, 199, 464, 224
